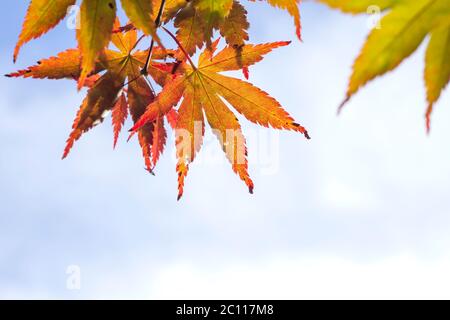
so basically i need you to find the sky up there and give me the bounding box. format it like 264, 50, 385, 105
1, 1, 450, 300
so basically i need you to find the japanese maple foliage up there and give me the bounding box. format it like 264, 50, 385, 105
8, 0, 450, 199
8, 0, 309, 199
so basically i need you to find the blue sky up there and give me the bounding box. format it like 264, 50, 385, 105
1, 1, 450, 299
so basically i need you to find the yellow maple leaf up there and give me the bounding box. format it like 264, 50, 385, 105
319, 0, 450, 130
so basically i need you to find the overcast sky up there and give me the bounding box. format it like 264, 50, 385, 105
1, 1, 450, 299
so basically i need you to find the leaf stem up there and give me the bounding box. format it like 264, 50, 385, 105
131, 34, 146, 52
162, 26, 196, 70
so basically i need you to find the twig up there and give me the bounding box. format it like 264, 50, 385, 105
142, 0, 167, 75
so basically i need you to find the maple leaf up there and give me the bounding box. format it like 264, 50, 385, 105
318, 0, 450, 131
219, 1, 250, 47
130, 39, 310, 199
174, 5, 208, 56
8, 22, 174, 170
75, 26, 173, 169
14, 0, 76, 62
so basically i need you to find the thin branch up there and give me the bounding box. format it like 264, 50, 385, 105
142, 0, 167, 75
154, 0, 166, 27
141, 40, 155, 76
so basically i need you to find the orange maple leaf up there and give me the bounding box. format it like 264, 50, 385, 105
130, 39, 310, 199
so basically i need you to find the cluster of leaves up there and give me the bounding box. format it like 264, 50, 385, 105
8, 0, 309, 199
10, 1, 449, 199
318, 0, 450, 131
